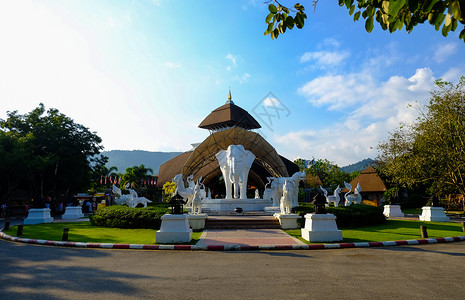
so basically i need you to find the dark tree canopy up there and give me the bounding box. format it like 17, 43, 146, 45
264, 0, 465, 42
377, 77, 465, 196
0, 104, 104, 203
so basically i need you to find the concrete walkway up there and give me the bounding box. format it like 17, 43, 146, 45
196, 229, 305, 247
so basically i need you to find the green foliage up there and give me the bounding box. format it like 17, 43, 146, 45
264, 0, 465, 42
0, 103, 104, 201
264, 2, 307, 39
162, 181, 177, 202
306, 158, 353, 189
89, 155, 119, 189
120, 164, 154, 189
378, 77, 465, 197
292, 203, 386, 227
90, 205, 170, 229
0, 130, 30, 201
383, 187, 399, 204
328, 204, 386, 227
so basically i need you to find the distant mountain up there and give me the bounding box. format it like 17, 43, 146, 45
341, 158, 376, 173
102, 150, 183, 175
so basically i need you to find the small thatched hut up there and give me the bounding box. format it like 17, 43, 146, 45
343, 166, 387, 206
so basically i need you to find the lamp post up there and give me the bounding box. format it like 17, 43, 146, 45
169, 193, 186, 214
313, 191, 326, 214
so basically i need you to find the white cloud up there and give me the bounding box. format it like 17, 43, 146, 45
234, 73, 250, 84
225, 53, 240, 72
299, 50, 349, 66
225, 53, 237, 65
322, 38, 340, 48
298, 73, 376, 110
263, 97, 280, 107
274, 68, 437, 166
434, 43, 458, 63
441, 67, 465, 82
164, 61, 181, 69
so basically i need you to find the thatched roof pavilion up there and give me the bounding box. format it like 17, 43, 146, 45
157, 91, 299, 196
343, 166, 387, 193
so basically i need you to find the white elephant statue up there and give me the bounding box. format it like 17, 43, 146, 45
320, 185, 342, 207
172, 174, 195, 206
269, 171, 306, 207
280, 179, 294, 214
216, 145, 256, 199
191, 180, 203, 214
344, 182, 362, 206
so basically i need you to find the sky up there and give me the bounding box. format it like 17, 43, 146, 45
0, 0, 464, 167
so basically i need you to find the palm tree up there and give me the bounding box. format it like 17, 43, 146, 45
120, 164, 153, 189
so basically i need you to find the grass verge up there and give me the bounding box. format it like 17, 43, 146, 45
2, 222, 202, 245
285, 219, 465, 244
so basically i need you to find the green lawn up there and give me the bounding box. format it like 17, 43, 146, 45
3, 220, 464, 245
3, 222, 202, 245
401, 208, 422, 215
285, 220, 465, 244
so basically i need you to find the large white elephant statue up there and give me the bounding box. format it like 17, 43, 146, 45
269, 171, 306, 207
216, 145, 256, 199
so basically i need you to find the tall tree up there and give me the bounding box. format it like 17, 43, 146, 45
303, 158, 354, 188
90, 154, 119, 188
120, 164, 154, 189
378, 77, 465, 196
0, 103, 104, 201
0, 130, 30, 203
264, 1, 465, 42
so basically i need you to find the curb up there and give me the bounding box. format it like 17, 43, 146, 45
1, 231, 464, 251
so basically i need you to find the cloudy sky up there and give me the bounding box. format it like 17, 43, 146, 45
1, 0, 464, 168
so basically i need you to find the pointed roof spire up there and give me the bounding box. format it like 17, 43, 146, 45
227, 87, 234, 104
199, 89, 261, 130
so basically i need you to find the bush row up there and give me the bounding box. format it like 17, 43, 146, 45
90, 205, 171, 229
292, 204, 386, 228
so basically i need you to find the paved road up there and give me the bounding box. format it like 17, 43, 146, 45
1, 240, 464, 299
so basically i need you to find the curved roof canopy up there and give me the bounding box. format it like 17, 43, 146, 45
198, 101, 261, 130
182, 127, 288, 183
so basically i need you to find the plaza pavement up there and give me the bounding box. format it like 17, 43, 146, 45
1, 238, 465, 299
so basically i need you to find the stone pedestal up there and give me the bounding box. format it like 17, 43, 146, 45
24, 208, 54, 225
274, 213, 300, 229
383, 205, 404, 218
301, 213, 343, 242
419, 206, 450, 222
265, 206, 280, 214
187, 213, 208, 230
62, 206, 85, 219
156, 214, 192, 243
202, 198, 272, 212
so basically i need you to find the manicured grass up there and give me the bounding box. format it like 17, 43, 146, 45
3, 220, 464, 246
285, 220, 465, 244
402, 208, 422, 215
3, 222, 202, 245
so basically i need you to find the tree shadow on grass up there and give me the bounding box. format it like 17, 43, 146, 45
0, 240, 156, 299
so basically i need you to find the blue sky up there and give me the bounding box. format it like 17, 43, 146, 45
1, 0, 464, 167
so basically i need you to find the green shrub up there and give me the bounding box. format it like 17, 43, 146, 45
327, 204, 386, 228
292, 203, 386, 228
90, 205, 170, 229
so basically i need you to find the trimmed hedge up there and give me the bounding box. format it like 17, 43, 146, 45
90, 205, 171, 229
292, 204, 386, 228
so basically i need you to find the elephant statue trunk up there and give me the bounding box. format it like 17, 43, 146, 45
216, 145, 256, 200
